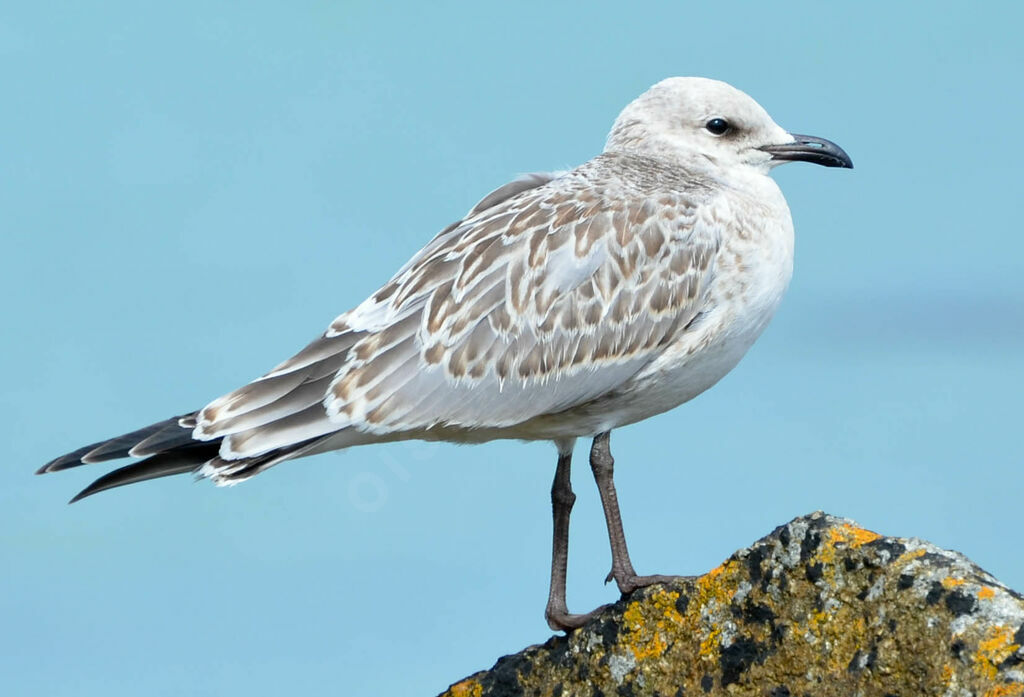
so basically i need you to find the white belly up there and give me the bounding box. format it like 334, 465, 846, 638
606, 296, 783, 429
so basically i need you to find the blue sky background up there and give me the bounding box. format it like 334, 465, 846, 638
2, 2, 1022, 695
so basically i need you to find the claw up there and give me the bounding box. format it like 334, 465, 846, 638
545, 603, 611, 632
616, 573, 693, 595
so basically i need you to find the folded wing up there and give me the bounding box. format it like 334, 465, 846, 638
199, 165, 721, 462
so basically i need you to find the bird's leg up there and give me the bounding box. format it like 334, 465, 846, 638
590, 431, 686, 595
545, 448, 607, 632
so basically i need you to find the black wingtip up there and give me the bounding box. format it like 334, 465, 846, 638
37, 445, 97, 474
67, 468, 138, 503
69, 474, 117, 503
39, 413, 200, 476
67, 482, 125, 504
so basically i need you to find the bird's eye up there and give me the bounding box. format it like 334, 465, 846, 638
705, 118, 731, 136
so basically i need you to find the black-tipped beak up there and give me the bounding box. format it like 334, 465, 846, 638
760, 133, 853, 169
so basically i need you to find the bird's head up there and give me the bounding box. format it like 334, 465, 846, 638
605, 77, 853, 174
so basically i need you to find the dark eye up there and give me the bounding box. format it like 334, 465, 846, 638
705, 118, 730, 135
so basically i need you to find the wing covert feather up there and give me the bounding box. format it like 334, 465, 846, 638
314, 172, 720, 441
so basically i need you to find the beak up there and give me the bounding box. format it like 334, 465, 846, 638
760, 133, 853, 169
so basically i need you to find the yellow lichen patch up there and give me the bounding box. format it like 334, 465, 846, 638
890, 547, 928, 570
978, 587, 996, 600
654, 588, 685, 626
704, 563, 726, 583
984, 685, 1024, 697
942, 576, 967, 589
974, 626, 1021, 681
620, 589, 684, 661
827, 523, 881, 548
695, 561, 739, 605
698, 625, 722, 660
814, 523, 882, 568
689, 560, 745, 662
941, 663, 955, 685
445, 678, 483, 697
804, 609, 830, 637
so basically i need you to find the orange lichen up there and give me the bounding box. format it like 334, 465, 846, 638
445, 678, 483, 697
975, 626, 1021, 681
704, 563, 726, 582
827, 523, 881, 548
942, 663, 955, 685
814, 523, 882, 567
978, 587, 996, 600
695, 561, 742, 604
890, 547, 929, 571
943, 577, 967, 589
983, 685, 1024, 697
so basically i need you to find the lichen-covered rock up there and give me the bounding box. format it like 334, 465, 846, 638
441, 512, 1024, 697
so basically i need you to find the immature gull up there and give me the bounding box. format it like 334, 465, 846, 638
39, 77, 852, 630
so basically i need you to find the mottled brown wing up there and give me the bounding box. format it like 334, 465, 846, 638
201, 170, 720, 459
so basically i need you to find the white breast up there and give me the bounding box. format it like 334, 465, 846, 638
566, 177, 795, 435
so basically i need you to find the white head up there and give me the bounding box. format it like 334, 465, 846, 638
605, 77, 852, 174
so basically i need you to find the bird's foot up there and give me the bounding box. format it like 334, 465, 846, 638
545, 603, 611, 632
607, 572, 695, 595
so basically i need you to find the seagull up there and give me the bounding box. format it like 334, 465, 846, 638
38, 77, 851, 631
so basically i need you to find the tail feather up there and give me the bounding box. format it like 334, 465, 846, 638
69, 444, 220, 503
41, 412, 328, 502
200, 436, 327, 485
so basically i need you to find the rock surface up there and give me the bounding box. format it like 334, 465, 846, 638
441, 512, 1024, 697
